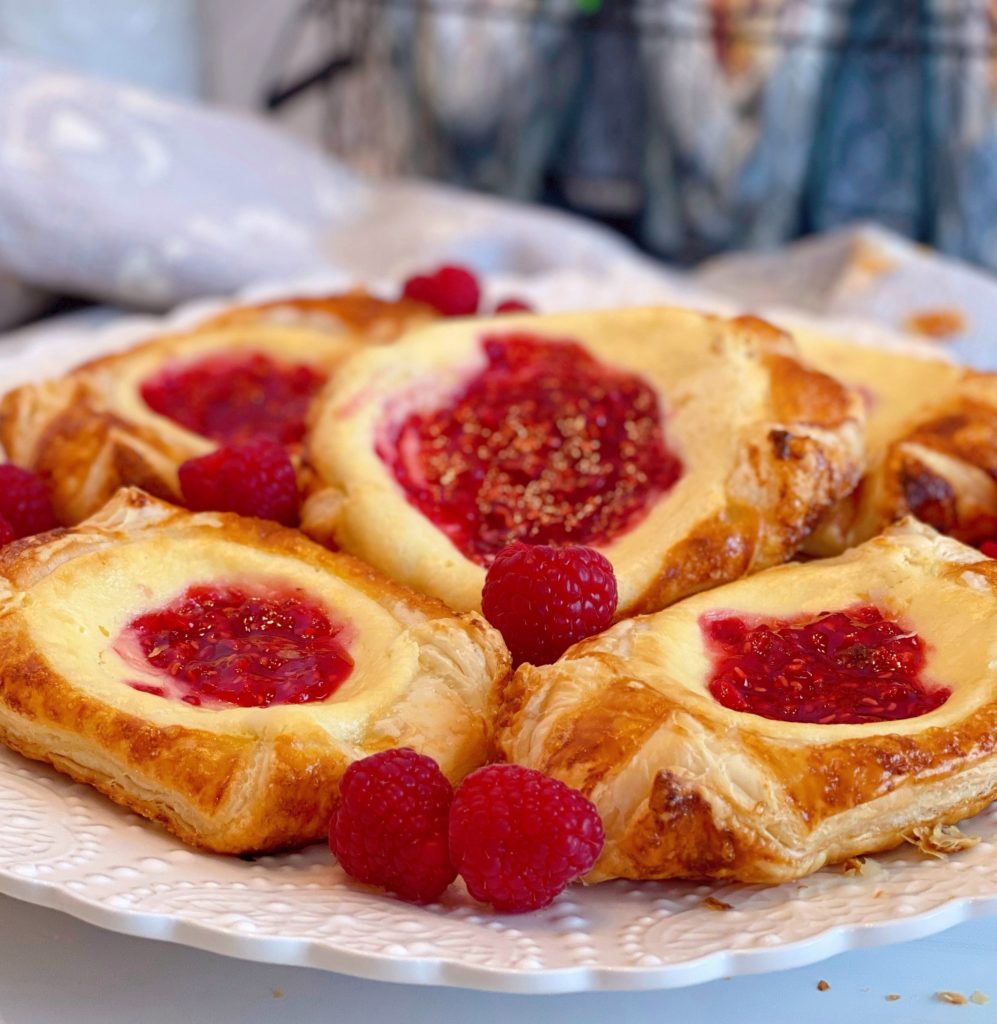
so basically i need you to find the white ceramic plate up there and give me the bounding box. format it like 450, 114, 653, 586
0, 272, 988, 994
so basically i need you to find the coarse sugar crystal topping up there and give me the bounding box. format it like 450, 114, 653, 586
380, 333, 682, 563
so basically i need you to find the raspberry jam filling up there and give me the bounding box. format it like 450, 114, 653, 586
702, 606, 950, 725
140, 351, 327, 445
119, 584, 354, 708
380, 334, 683, 562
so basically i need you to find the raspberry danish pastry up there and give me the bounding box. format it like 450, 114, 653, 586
0, 489, 506, 853
302, 308, 865, 615
792, 327, 997, 553
0, 292, 433, 525
497, 518, 997, 884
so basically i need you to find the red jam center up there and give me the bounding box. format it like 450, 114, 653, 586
121, 585, 354, 708
702, 606, 950, 725
380, 334, 683, 562
140, 351, 327, 445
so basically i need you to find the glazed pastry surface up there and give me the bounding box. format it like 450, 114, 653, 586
0, 489, 507, 853
793, 327, 997, 552
303, 308, 865, 614
496, 519, 997, 883
0, 293, 434, 525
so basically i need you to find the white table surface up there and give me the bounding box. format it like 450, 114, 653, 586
1, 892, 995, 1023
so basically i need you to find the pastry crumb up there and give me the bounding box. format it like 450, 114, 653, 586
904, 823, 980, 858
936, 991, 968, 1005
903, 307, 966, 340
817, 979, 830, 992
839, 851, 884, 876
840, 855, 885, 878
702, 895, 733, 911
885, 994, 901, 1001
971, 991, 989, 1005
272, 989, 284, 999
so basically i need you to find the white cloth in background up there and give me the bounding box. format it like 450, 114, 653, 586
0, 56, 662, 325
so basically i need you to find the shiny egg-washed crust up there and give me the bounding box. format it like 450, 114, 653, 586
791, 328, 997, 553
496, 519, 997, 884
0, 292, 435, 526
302, 309, 865, 616
0, 488, 507, 855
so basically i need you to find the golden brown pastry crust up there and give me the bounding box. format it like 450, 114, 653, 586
792, 328, 997, 552
0, 489, 508, 854
302, 308, 865, 616
495, 519, 997, 883
0, 292, 435, 526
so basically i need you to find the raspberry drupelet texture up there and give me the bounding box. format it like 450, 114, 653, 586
329, 748, 457, 904
449, 764, 604, 913
402, 265, 481, 317
0, 465, 58, 538
178, 437, 299, 526
481, 542, 618, 665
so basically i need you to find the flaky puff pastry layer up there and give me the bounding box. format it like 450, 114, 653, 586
0, 489, 507, 854
496, 519, 997, 884
0, 292, 434, 526
302, 308, 865, 616
791, 327, 997, 553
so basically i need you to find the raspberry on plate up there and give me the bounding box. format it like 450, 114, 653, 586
329, 748, 456, 904
981, 540, 997, 559
178, 437, 299, 526
0, 514, 15, 547
0, 464, 58, 538
449, 764, 604, 913
402, 265, 480, 317
481, 543, 618, 665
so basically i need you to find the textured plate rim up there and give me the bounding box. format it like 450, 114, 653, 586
2, 864, 996, 994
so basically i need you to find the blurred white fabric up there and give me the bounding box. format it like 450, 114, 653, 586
0, 56, 664, 324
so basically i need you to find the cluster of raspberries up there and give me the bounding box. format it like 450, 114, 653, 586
329, 749, 604, 913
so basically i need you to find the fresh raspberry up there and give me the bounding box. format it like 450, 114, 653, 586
0, 465, 57, 538
329, 748, 456, 904
178, 438, 299, 526
0, 515, 15, 547
402, 265, 480, 316
482, 543, 618, 665
494, 298, 534, 314
982, 540, 997, 559
449, 764, 604, 913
